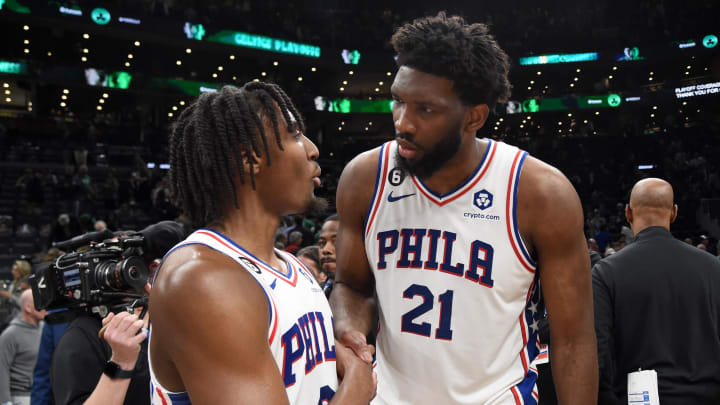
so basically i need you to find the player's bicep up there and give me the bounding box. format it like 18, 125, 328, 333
154, 261, 290, 405
526, 166, 593, 336
335, 151, 378, 295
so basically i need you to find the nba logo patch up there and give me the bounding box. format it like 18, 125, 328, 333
473, 190, 493, 210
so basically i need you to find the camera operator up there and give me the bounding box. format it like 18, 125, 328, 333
44, 221, 185, 405
50, 285, 151, 405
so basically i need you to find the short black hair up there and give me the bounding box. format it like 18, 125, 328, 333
169, 82, 305, 228
323, 213, 338, 224
391, 12, 511, 108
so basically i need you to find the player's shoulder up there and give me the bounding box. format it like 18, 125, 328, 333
337, 144, 386, 216
518, 154, 579, 210
152, 243, 268, 312
339, 144, 385, 185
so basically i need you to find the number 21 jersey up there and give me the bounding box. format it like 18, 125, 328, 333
365, 139, 541, 405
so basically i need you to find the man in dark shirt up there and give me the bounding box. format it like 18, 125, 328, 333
51, 305, 149, 405
593, 178, 720, 404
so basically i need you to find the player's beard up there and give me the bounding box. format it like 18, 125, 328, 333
395, 121, 463, 180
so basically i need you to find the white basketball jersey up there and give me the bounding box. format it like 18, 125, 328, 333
149, 229, 338, 405
365, 139, 541, 405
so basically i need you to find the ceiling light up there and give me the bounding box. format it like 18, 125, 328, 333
60, 102, 66, 107
63, 89, 69, 94
686, 65, 691, 69
176, 60, 182, 66
609, 75, 613, 79
24, 49, 30, 54
4, 90, 9, 95
387, 72, 392, 76
527, 86, 532, 90
81, 56, 87, 62
273, 61, 279, 66
379, 81, 384, 85
97, 105, 103, 111
338, 127, 342, 131
649, 71, 654, 75
261, 72, 267, 76
349, 70, 354, 75
342, 80, 348, 85
520, 125, 524, 128
558, 121, 563, 125
375, 88, 380, 92
232, 76, 237, 80
172, 106, 178, 111
530, 80, 535, 84
311, 67, 316, 72
650, 113, 655, 117
102, 93, 109, 98
23, 39, 29, 44
653, 106, 657, 110
168, 112, 173, 117
682, 101, 687, 105
536, 71, 542, 75
83, 33, 89, 39
217, 66, 223, 71
185, 48, 192, 54
369, 122, 373, 125
61, 95, 67, 100
83, 48, 89, 53
134, 41, 140, 46
649, 77, 653, 81
595, 111, 600, 115
583, 120, 588, 124
568, 113, 572, 117
685, 71, 690, 75
499, 118, 503, 122
229, 55, 235, 60
339, 87, 344, 91
573, 77, 578, 81
576, 68, 581, 73
99, 99, 105, 104
298, 77, 303, 82
125, 62, 131, 67
47, 51, 52, 56
252, 78, 259, 82
127, 54, 133, 59
612, 66, 618, 70
23, 25, 29, 31
570, 83, 575, 87
212, 73, 217, 78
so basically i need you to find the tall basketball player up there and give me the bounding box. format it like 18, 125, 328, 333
330, 13, 597, 405
149, 84, 375, 404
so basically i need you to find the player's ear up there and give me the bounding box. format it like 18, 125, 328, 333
464, 104, 489, 134
240, 149, 263, 176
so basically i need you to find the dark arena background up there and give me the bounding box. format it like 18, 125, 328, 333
1, 1, 719, 274
1, 1, 720, 404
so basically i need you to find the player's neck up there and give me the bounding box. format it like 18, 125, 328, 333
419, 137, 488, 196
211, 199, 283, 269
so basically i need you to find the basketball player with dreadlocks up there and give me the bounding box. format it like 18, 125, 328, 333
330, 13, 597, 404
148, 83, 375, 404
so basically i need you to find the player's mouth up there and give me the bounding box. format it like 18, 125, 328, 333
396, 138, 419, 159
312, 168, 322, 187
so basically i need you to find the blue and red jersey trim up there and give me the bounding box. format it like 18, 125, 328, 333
411, 140, 497, 207
505, 150, 537, 273
364, 142, 390, 239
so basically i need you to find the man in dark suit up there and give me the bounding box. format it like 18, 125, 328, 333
593, 178, 720, 404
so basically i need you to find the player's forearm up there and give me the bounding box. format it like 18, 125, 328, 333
329, 282, 376, 337
551, 336, 598, 405
82, 375, 131, 405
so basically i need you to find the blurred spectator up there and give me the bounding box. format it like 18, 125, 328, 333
94, 220, 108, 232
284, 231, 303, 255
49, 214, 82, 247
0, 290, 45, 405
0, 260, 32, 328
296, 246, 327, 286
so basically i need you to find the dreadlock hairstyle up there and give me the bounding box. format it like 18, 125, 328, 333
391, 12, 512, 109
169, 82, 306, 228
